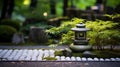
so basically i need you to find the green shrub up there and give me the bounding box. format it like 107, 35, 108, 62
86, 20, 119, 46
59, 18, 120, 48
0, 25, 17, 42
46, 18, 84, 39
59, 31, 74, 45
1, 19, 21, 31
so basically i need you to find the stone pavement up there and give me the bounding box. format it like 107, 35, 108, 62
0, 48, 120, 67
0, 49, 120, 61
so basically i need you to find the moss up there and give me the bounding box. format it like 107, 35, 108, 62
92, 49, 120, 58
55, 50, 63, 56
43, 57, 57, 61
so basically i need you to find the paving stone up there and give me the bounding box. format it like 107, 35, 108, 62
105, 59, 111, 61
110, 58, 116, 61
66, 57, 71, 61
49, 50, 55, 52
14, 50, 24, 60
33, 49, 39, 55
76, 57, 81, 61
93, 58, 99, 61
0, 49, 8, 57
99, 58, 104, 61
19, 56, 26, 60
44, 50, 49, 53
87, 58, 94, 61
71, 57, 76, 61
38, 50, 44, 54
60, 56, 66, 61
55, 56, 60, 60
61, 58, 66, 61
8, 51, 17, 60
116, 58, 120, 61
37, 57, 42, 61
61, 56, 65, 59
31, 57, 37, 61
44, 53, 49, 57
38, 54, 43, 57
3, 50, 13, 58
24, 56, 31, 61
0, 49, 3, 52
81, 57, 87, 61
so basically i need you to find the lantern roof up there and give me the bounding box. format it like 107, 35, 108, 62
71, 23, 89, 31
71, 28, 89, 31
76, 24, 85, 28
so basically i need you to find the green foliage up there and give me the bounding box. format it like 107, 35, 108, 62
59, 31, 74, 45
56, 0, 63, 16
46, 18, 84, 39
75, 0, 96, 10
57, 18, 120, 47
23, 0, 50, 20
55, 50, 63, 56
104, 14, 120, 23
1, 19, 21, 31
0, 25, 17, 42
86, 20, 118, 32
94, 49, 120, 58
43, 57, 57, 61
86, 20, 120, 47
107, 0, 120, 8
104, 14, 120, 20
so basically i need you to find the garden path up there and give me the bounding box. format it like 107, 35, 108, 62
0, 46, 120, 67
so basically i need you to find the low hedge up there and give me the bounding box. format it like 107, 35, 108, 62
1, 19, 21, 31
0, 25, 17, 42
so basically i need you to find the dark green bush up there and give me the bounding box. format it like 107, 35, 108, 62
0, 25, 17, 42
1, 19, 21, 31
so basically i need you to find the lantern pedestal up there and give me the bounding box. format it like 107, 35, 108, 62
70, 44, 92, 52
70, 23, 92, 52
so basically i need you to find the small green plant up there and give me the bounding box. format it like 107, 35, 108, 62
43, 57, 57, 61
55, 50, 63, 56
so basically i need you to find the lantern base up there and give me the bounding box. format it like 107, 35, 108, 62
70, 43, 92, 52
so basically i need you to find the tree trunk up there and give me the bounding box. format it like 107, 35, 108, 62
0, 0, 14, 20
0, 0, 8, 20
50, 0, 56, 15
110, 45, 115, 50
7, 0, 15, 18
30, 0, 37, 10
63, 0, 68, 16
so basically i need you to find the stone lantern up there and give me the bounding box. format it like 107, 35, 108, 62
70, 23, 92, 52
